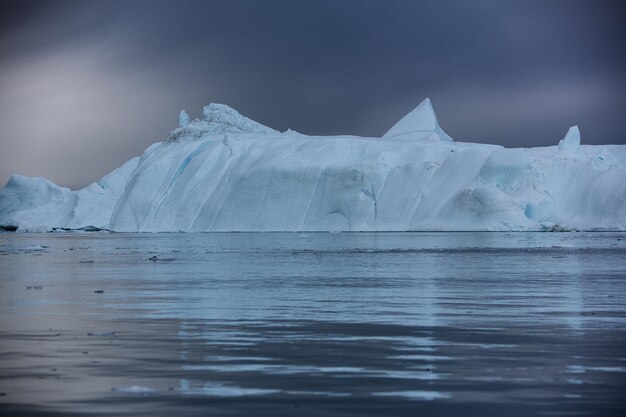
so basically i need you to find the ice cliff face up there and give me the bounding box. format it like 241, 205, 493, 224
1, 99, 625, 232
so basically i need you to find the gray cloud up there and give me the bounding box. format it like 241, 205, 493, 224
1, 0, 624, 189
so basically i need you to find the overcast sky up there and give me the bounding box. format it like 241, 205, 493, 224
1, 0, 624, 189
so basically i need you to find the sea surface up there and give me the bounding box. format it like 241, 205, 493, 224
0, 232, 625, 416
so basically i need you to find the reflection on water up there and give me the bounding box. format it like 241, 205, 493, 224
0, 232, 625, 416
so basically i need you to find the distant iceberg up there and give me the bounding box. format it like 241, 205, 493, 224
1, 99, 625, 232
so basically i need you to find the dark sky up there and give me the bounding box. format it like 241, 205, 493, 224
1, 0, 624, 189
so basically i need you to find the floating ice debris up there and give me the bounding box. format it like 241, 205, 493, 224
179, 380, 279, 397
373, 390, 451, 400
24, 245, 47, 251
567, 365, 626, 373
388, 354, 452, 361
148, 255, 176, 262
203, 355, 275, 362
285, 390, 351, 397
566, 378, 584, 384
111, 385, 155, 395
87, 331, 116, 337
567, 365, 586, 374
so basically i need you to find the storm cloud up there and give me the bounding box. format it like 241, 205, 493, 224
1, 0, 624, 189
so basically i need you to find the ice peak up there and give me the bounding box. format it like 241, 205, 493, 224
200, 103, 277, 134
179, 110, 190, 128
558, 125, 580, 152
202, 103, 237, 120
383, 98, 452, 142
169, 103, 278, 140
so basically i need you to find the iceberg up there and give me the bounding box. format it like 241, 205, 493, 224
1, 99, 624, 232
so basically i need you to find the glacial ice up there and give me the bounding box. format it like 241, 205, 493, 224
1, 99, 624, 232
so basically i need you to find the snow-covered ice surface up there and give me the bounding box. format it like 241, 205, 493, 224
0, 232, 625, 416
1, 99, 624, 232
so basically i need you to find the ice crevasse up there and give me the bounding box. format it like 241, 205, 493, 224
1, 99, 625, 232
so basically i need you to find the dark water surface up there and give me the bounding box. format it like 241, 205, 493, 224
0, 232, 625, 416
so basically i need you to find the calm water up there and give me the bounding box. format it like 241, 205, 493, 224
0, 232, 625, 416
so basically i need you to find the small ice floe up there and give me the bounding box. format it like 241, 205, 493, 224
372, 369, 440, 381
464, 376, 504, 382
179, 380, 279, 397
87, 331, 116, 337
18, 225, 52, 233
587, 366, 626, 373
567, 365, 626, 373
388, 354, 452, 361
373, 390, 450, 400
203, 355, 274, 362
566, 378, 584, 384
148, 256, 176, 262
182, 364, 273, 372
26, 245, 47, 250
566, 365, 586, 374
286, 390, 350, 397
182, 364, 364, 375
111, 385, 155, 395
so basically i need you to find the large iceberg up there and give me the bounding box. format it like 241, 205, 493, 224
1, 99, 624, 232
